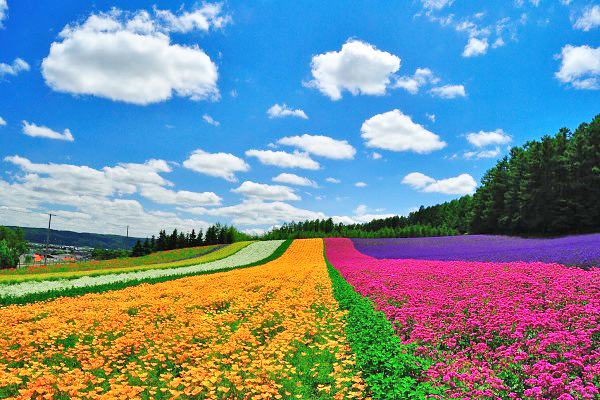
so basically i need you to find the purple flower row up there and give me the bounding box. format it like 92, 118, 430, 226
353, 233, 600, 268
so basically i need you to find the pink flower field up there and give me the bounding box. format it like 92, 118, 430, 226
325, 238, 600, 399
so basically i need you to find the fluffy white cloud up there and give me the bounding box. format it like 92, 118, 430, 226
394, 68, 439, 94
183, 149, 250, 182
140, 185, 221, 206
466, 129, 512, 147
426, 113, 436, 122
402, 172, 476, 195
372, 152, 382, 160
361, 109, 446, 153
463, 37, 489, 57
332, 204, 396, 225
41, 6, 227, 105
305, 40, 400, 100
277, 134, 356, 160
232, 181, 300, 201
22, 121, 74, 141
194, 199, 326, 225
245, 149, 320, 170
152, 4, 232, 33
355, 182, 368, 187
0, 0, 6, 26
202, 114, 220, 126
430, 84, 467, 98
0, 117, 6, 126
272, 173, 318, 187
326, 177, 341, 184
401, 172, 436, 189
555, 45, 600, 89
574, 6, 600, 31
0, 58, 29, 79
0, 156, 222, 236
267, 104, 308, 119
242, 228, 266, 236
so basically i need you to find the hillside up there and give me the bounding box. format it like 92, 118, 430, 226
9, 226, 143, 249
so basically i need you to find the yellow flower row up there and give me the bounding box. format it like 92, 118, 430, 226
0, 239, 366, 399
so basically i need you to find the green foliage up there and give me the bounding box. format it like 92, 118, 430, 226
324, 244, 442, 399
0, 226, 29, 269
262, 219, 460, 240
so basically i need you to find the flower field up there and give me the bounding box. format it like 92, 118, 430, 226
326, 238, 600, 398
0, 244, 225, 277
0, 239, 366, 399
0, 241, 284, 305
353, 233, 600, 268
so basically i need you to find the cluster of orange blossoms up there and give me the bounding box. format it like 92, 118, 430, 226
0, 239, 367, 399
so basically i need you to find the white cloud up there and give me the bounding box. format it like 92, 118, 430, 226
326, 177, 341, 184
272, 173, 318, 187
430, 84, 467, 98
555, 45, 600, 90
305, 39, 401, 100
355, 182, 368, 187
267, 103, 308, 119
466, 129, 512, 147
41, 6, 228, 105
463, 37, 489, 57
183, 149, 250, 182
422, 0, 454, 10
22, 121, 74, 141
202, 114, 220, 126
402, 172, 476, 195
463, 147, 501, 159
0, 58, 30, 79
196, 199, 326, 225
242, 228, 265, 236
245, 149, 320, 170
277, 134, 356, 160
0, 117, 6, 126
140, 185, 221, 206
0, 156, 225, 237
361, 109, 446, 153
573, 5, 600, 32
372, 152, 382, 160
354, 204, 368, 216
426, 113, 436, 122
232, 181, 300, 201
0, 0, 7, 26
401, 172, 436, 189
394, 68, 439, 94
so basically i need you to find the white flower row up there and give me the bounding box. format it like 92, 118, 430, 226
0, 240, 284, 300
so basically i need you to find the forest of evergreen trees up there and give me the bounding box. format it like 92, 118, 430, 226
262, 114, 600, 239
130, 224, 251, 257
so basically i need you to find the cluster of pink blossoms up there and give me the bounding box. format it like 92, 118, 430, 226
326, 238, 600, 399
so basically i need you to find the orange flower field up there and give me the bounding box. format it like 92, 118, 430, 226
0, 239, 366, 399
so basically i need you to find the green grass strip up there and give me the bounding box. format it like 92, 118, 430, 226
323, 241, 441, 399
0, 240, 292, 307
0, 242, 252, 284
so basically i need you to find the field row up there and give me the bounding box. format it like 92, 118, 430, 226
2, 237, 599, 399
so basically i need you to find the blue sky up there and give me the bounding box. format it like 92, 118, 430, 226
0, 0, 599, 237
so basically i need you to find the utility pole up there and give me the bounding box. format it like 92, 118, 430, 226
45, 213, 54, 266
126, 225, 129, 250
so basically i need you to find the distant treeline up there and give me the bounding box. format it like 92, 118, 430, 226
262, 220, 459, 240
130, 224, 252, 257
261, 114, 600, 239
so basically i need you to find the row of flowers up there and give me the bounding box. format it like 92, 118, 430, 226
0, 241, 283, 302
0, 239, 365, 399
0, 242, 252, 284
326, 238, 600, 399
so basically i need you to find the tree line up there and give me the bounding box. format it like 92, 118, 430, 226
261, 114, 599, 239
130, 224, 251, 257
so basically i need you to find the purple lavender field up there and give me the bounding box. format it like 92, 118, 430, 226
352, 233, 600, 268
